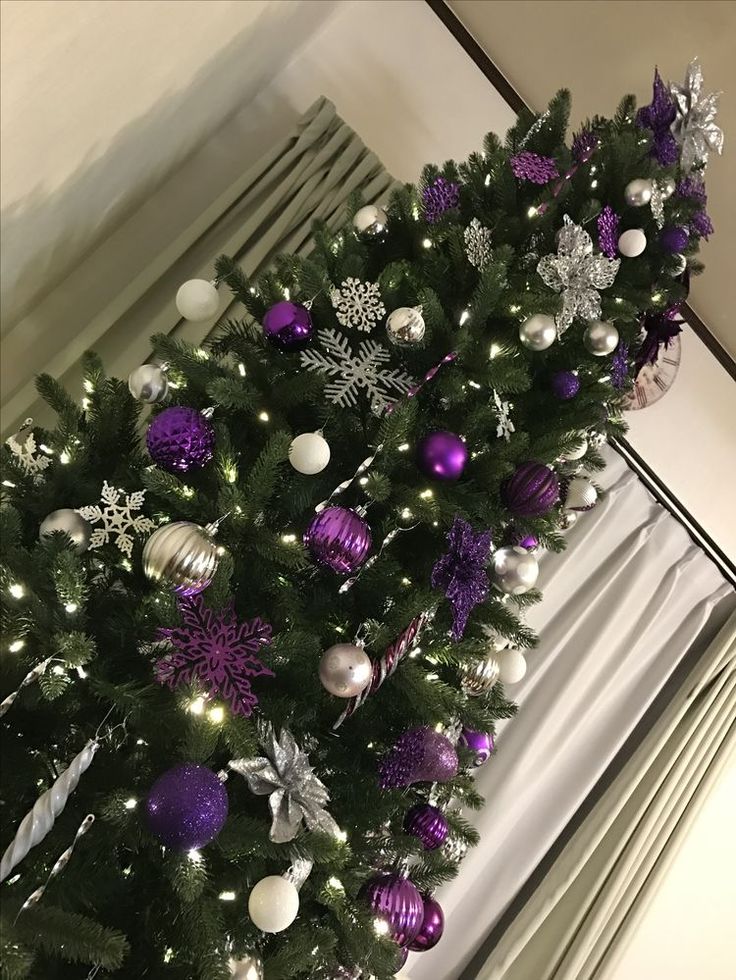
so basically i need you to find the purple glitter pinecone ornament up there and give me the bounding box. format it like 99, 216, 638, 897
502, 462, 560, 517
408, 894, 445, 953
460, 728, 495, 767
262, 300, 314, 352
422, 176, 460, 224
379, 727, 458, 789
146, 406, 215, 473
145, 763, 228, 850
303, 506, 371, 575
359, 872, 425, 947
404, 803, 449, 850
550, 370, 580, 400
572, 127, 599, 163
417, 430, 468, 481
597, 206, 621, 260
660, 226, 690, 253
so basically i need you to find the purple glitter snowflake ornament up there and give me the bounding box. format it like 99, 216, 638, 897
597, 206, 621, 260
156, 594, 274, 716
510, 151, 559, 185
422, 176, 460, 224
636, 67, 678, 166
431, 516, 493, 641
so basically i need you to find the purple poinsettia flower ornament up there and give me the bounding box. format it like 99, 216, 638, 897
431, 517, 493, 641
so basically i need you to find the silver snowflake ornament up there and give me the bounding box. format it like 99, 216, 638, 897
464, 218, 493, 270
493, 389, 515, 441
330, 277, 386, 333
300, 328, 414, 415
670, 59, 723, 172
76, 481, 154, 556
5, 423, 51, 483
537, 215, 620, 335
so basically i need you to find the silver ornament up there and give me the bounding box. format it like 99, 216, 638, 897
562, 435, 588, 461
519, 313, 556, 351
668, 254, 687, 277
559, 509, 578, 530
319, 643, 372, 698
670, 59, 724, 172
492, 545, 539, 595
459, 654, 500, 696
385, 306, 426, 347
142, 520, 221, 594
624, 178, 652, 207
564, 476, 598, 512
660, 177, 676, 200
583, 320, 619, 356
229, 954, 264, 980
443, 834, 468, 863
39, 509, 91, 553
128, 364, 168, 404
352, 204, 388, 240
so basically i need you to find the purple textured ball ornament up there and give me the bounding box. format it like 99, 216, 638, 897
146, 407, 215, 473
145, 763, 228, 850
460, 728, 495, 767
660, 226, 690, 254
359, 872, 425, 947
303, 506, 371, 575
550, 371, 580, 400
379, 727, 459, 789
417, 431, 468, 481
408, 894, 445, 953
502, 462, 560, 517
404, 803, 449, 850
262, 300, 314, 352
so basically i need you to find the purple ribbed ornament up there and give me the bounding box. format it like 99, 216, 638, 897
262, 300, 314, 352
408, 895, 445, 953
146, 406, 215, 473
379, 727, 458, 789
145, 763, 228, 851
303, 506, 371, 575
359, 873, 425, 947
551, 370, 580, 400
404, 803, 449, 850
660, 226, 690, 253
460, 728, 495, 767
502, 462, 559, 517
417, 430, 468, 481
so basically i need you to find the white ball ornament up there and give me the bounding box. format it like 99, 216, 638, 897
497, 648, 527, 685
319, 643, 372, 698
39, 509, 92, 553
562, 435, 588, 461
288, 432, 331, 475
353, 204, 388, 239
583, 321, 619, 356
618, 228, 647, 258
386, 306, 425, 346
519, 314, 556, 351
492, 546, 539, 595
248, 875, 299, 933
564, 476, 598, 512
128, 364, 168, 404
624, 178, 653, 207
175, 279, 219, 322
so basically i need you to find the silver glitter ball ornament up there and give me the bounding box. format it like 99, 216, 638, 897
352, 204, 388, 240
319, 643, 372, 698
562, 435, 588, 461
624, 178, 653, 207
142, 520, 222, 595
583, 320, 619, 356
229, 954, 264, 980
39, 509, 92, 552
459, 654, 500, 696
519, 313, 556, 351
560, 509, 578, 530
128, 363, 169, 404
564, 476, 598, 512
492, 545, 539, 595
386, 306, 425, 346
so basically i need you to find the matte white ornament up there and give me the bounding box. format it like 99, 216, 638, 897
492, 545, 539, 595
497, 648, 527, 685
624, 178, 653, 207
39, 509, 92, 553
128, 364, 168, 404
583, 320, 619, 356
562, 436, 588, 461
519, 314, 556, 351
248, 875, 300, 933
564, 476, 598, 512
353, 204, 388, 239
618, 228, 647, 258
289, 432, 331, 475
175, 279, 219, 322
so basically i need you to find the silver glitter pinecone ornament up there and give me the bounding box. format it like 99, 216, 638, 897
492, 545, 539, 595
229, 954, 264, 980
319, 643, 372, 698
142, 520, 222, 595
564, 476, 598, 512
386, 306, 425, 346
128, 363, 169, 404
352, 204, 388, 240
624, 178, 653, 207
459, 655, 500, 696
583, 320, 619, 356
519, 313, 556, 351
39, 509, 92, 553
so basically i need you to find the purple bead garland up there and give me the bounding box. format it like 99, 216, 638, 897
404, 803, 449, 850
146, 406, 215, 473
303, 506, 371, 575
145, 764, 228, 850
502, 462, 560, 517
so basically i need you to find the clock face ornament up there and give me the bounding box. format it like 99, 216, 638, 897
624, 335, 681, 410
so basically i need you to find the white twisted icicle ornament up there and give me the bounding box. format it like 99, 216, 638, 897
0, 739, 99, 882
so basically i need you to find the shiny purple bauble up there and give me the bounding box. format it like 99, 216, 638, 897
660, 225, 690, 254
502, 461, 560, 517
408, 895, 445, 953
515, 533, 539, 551
550, 371, 580, 400
145, 763, 228, 851
146, 407, 215, 473
404, 803, 449, 850
394, 946, 409, 970
460, 727, 495, 767
417, 430, 468, 481
359, 873, 425, 947
303, 506, 371, 575
262, 300, 314, 352
379, 727, 459, 789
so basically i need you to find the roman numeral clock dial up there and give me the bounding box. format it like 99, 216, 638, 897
624, 336, 681, 410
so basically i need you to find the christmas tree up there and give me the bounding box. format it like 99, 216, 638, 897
0, 61, 721, 979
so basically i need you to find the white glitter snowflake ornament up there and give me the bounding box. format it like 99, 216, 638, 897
464, 218, 493, 270
330, 277, 386, 333
76, 482, 155, 556
493, 390, 515, 441
5, 422, 51, 483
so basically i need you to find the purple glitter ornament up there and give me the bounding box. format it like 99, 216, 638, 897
690, 211, 714, 240
359, 873, 425, 947
611, 342, 630, 390
404, 803, 449, 850
572, 128, 599, 163
550, 370, 580, 400
408, 895, 445, 953
660, 226, 690, 253
146, 406, 215, 473
379, 727, 459, 789
303, 506, 371, 575
262, 300, 314, 352
460, 728, 495, 767
677, 176, 707, 206
636, 67, 679, 166
431, 517, 493, 641
417, 430, 467, 481
502, 462, 560, 517
597, 206, 621, 260
510, 151, 559, 185
422, 177, 460, 224
145, 763, 228, 850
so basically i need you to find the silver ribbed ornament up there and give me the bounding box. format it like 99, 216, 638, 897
39, 509, 92, 553
386, 306, 425, 346
459, 655, 500, 696
142, 519, 223, 595
352, 204, 388, 240
563, 476, 598, 512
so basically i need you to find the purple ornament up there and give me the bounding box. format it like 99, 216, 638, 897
572, 128, 599, 163
636, 67, 678, 166
611, 342, 630, 390
550, 370, 580, 400
597, 206, 621, 260
510, 151, 559, 185
460, 728, 495, 767
262, 300, 314, 352
515, 533, 539, 551
634, 306, 684, 375
422, 177, 460, 224
145, 763, 228, 850
303, 506, 371, 575
359, 873, 425, 947
660, 226, 689, 253
408, 895, 445, 953
502, 462, 560, 517
379, 727, 459, 789
690, 211, 714, 240
431, 517, 493, 641
404, 804, 449, 850
417, 431, 467, 481
146, 406, 215, 473
676, 176, 707, 206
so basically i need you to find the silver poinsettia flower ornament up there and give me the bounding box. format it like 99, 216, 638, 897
537, 215, 620, 336
229, 724, 339, 843
670, 59, 724, 172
